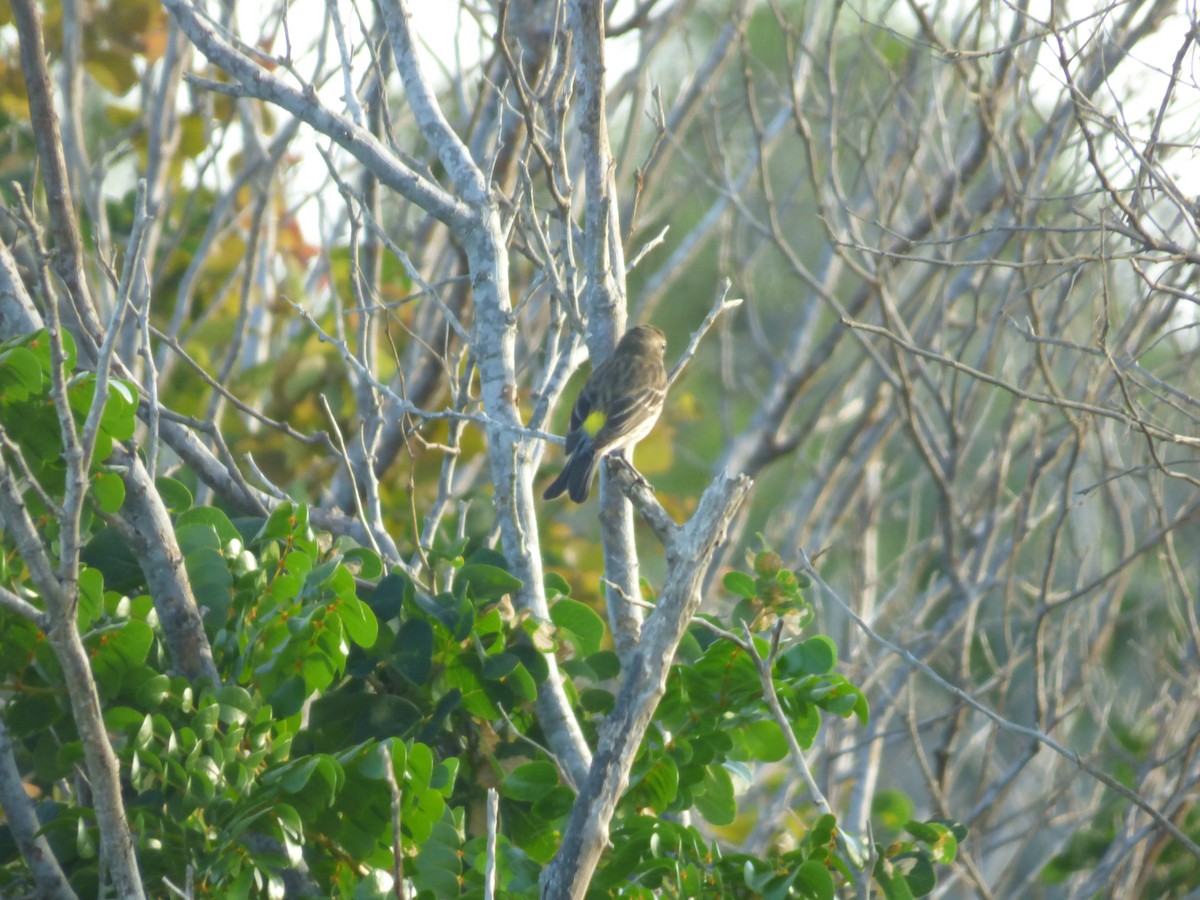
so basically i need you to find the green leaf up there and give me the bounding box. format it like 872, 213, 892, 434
176, 522, 221, 556
308, 691, 423, 743
929, 817, 969, 843
723, 570, 756, 599
550, 598, 605, 656
0, 346, 42, 400
873, 788, 914, 831
633, 755, 679, 814
368, 572, 409, 620
414, 590, 473, 641
135, 673, 172, 708
798, 635, 837, 673
433, 758, 458, 796
502, 760, 559, 802
544, 571, 572, 598
276, 756, 321, 793
532, 784, 576, 820
59, 329, 77, 371
76, 815, 96, 859
184, 546, 233, 624
585, 650, 621, 680
904, 820, 958, 863
790, 703, 821, 749
81, 528, 144, 595
482, 651, 520, 681
341, 546, 383, 580
693, 764, 735, 825
155, 476, 193, 513
77, 565, 103, 630
90, 471, 125, 513
889, 852, 934, 897
100, 380, 137, 441
504, 661, 537, 703
580, 687, 615, 715
509, 641, 550, 684
268, 674, 308, 718
464, 546, 509, 569
409, 787, 445, 844
351, 741, 391, 781
90, 620, 154, 695
446, 658, 499, 718
412, 819, 462, 895
809, 813, 838, 848
781, 635, 838, 676
454, 563, 523, 602
392, 618, 434, 684
176, 506, 241, 546
793, 858, 836, 900
337, 595, 378, 648
741, 719, 788, 762
278, 754, 343, 805
256, 501, 298, 542
407, 741, 433, 795
104, 706, 144, 731
874, 858, 913, 900
213, 685, 255, 724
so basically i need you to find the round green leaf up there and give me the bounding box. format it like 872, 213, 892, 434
368, 573, 409, 620
77, 565, 103, 630
634, 755, 679, 814
502, 760, 559, 802
873, 788, 915, 831
785, 634, 838, 675
268, 674, 308, 718
544, 571, 572, 598
483, 651, 520, 681
255, 501, 298, 542
91, 471, 125, 513
0, 346, 42, 399
793, 858, 836, 900
723, 570, 756, 599
135, 673, 172, 708
177, 505, 242, 544
337, 595, 378, 648
550, 598, 605, 656
532, 784, 576, 820
155, 476, 193, 513
455, 563, 523, 602
184, 546, 233, 622
905, 820, 958, 863
741, 719, 788, 762
693, 763, 735, 825
341, 546, 383, 580
391, 618, 434, 684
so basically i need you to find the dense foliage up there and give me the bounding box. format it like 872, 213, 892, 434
0, 334, 962, 897
4, 0, 1200, 896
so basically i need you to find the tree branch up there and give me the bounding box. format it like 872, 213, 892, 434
541, 469, 752, 898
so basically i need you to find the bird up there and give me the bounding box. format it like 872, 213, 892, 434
542, 324, 668, 503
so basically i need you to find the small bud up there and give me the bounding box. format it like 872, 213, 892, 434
754, 551, 782, 577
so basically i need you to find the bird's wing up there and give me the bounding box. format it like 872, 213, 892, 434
564, 379, 597, 455
594, 380, 665, 448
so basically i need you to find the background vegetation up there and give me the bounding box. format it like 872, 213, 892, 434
1, 0, 1198, 897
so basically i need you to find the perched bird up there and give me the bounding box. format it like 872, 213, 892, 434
543, 324, 668, 503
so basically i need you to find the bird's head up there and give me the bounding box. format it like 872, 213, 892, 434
618, 324, 667, 358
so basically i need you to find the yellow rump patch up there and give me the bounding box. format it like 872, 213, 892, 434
583, 410, 607, 436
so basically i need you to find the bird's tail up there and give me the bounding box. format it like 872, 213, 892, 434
542, 447, 599, 502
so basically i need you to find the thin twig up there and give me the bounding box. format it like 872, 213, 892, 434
799, 549, 1200, 862
667, 278, 744, 386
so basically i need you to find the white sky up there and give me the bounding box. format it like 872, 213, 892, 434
156, 2, 1200, 241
